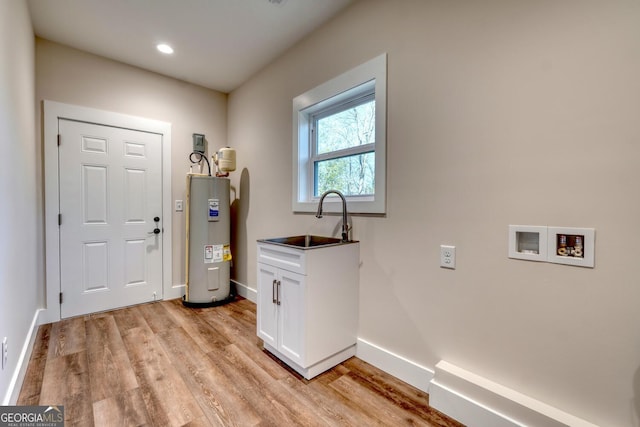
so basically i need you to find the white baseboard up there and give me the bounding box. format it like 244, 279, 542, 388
166, 283, 185, 301
2, 309, 43, 405
353, 342, 598, 427
232, 280, 256, 303
355, 338, 434, 392
428, 361, 599, 427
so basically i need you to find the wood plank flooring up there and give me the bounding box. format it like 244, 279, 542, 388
18, 297, 464, 427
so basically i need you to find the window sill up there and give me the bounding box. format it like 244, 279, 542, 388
293, 198, 385, 215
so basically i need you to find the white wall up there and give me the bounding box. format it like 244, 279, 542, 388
0, 0, 39, 404
227, 1, 640, 426
35, 39, 228, 290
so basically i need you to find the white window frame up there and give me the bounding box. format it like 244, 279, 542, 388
292, 53, 387, 214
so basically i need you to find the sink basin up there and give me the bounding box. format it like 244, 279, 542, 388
259, 235, 350, 249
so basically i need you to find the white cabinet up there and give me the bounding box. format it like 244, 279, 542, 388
257, 263, 305, 365
256, 240, 359, 379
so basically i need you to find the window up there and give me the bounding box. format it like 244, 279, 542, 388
292, 54, 387, 214
313, 91, 375, 197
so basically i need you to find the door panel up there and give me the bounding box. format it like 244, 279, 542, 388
124, 239, 147, 285
82, 241, 108, 291
279, 271, 305, 365
82, 165, 108, 223
257, 263, 278, 348
124, 168, 146, 222
59, 119, 163, 318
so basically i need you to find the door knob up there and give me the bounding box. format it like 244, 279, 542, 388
148, 217, 161, 236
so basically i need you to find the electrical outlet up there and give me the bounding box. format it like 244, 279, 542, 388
2, 337, 7, 370
175, 200, 184, 212
440, 245, 456, 269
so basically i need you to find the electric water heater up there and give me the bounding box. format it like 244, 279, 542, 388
183, 174, 233, 306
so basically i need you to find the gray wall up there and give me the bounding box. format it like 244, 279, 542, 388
227, 1, 640, 426
0, 0, 38, 404
35, 38, 228, 288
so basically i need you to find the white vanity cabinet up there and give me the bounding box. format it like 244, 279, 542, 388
257, 263, 305, 366
256, 240, 359, 379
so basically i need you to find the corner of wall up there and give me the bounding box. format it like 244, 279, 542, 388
356, 338, 434, 392
2, 309, 44, 405
232, 279, 257, 303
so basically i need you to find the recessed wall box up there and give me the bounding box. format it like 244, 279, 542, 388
193, 133, 205, 154
508, 225, 548, 262
547, 227, 595, 268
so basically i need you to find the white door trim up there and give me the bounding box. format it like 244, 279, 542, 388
43, 100, 173, 324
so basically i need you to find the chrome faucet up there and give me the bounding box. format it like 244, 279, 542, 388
316, 190, 350, 242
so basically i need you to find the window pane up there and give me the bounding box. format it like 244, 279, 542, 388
316, 99, 375, 155
314, 152, 375, 197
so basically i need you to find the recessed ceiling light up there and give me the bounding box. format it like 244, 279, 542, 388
157, 44, 174, 54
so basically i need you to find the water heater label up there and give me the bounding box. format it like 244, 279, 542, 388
204, 244, 223, 263
204, 245, 214, 263
208, 198, 219, 221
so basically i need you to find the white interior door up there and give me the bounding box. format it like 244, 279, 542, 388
58, 119, 163, 318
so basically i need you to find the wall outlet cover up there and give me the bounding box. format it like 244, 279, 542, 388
440, 245, 456, 269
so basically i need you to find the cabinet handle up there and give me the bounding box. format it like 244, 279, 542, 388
272, 279, 277, 304
276, 280, 281, 305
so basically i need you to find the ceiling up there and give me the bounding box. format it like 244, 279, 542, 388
27, 0, 354, 93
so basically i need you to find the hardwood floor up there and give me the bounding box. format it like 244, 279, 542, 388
18, 297, 464, 427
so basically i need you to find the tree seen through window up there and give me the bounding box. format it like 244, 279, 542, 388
313, 99, 375, 197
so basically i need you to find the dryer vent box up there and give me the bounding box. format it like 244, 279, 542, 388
508, 225, 547, 262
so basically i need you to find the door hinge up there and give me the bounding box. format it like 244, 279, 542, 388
57, 134, 61, 146
58, 214, 61, 226
59, 292, 63, 304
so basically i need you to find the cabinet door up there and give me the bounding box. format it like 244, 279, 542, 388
257, 263, 278, 348
278, 270, 305, 366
